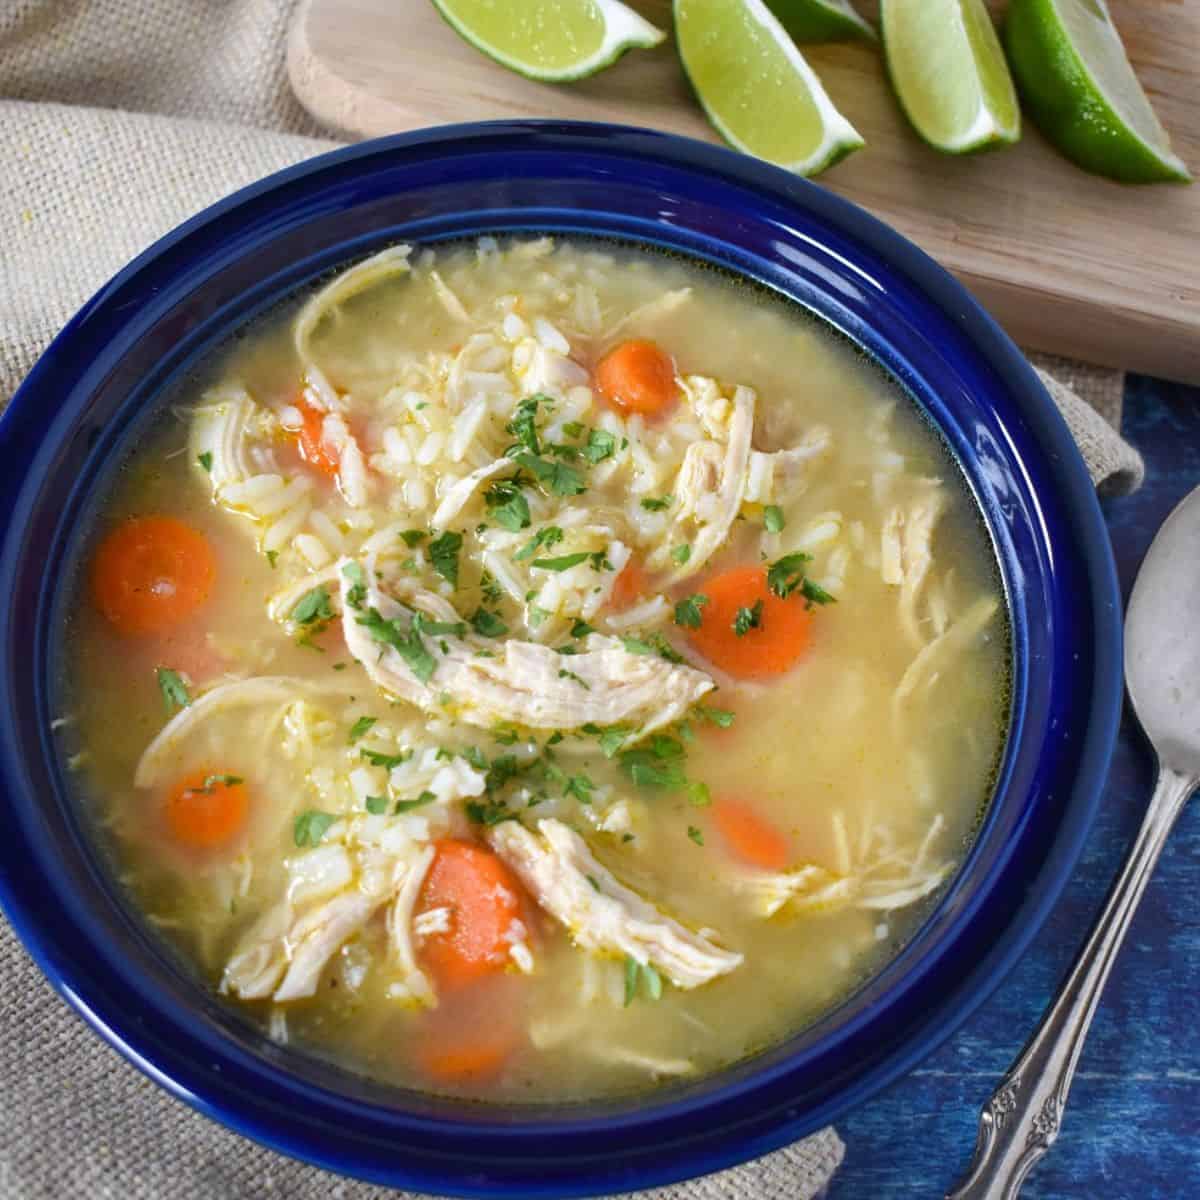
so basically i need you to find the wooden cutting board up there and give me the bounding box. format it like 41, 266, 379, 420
287, 0, 1200, 384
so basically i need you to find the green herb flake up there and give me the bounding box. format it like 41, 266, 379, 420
470, 608, 509, 638
463, 745, 489, 771
506, 395, 543, 455
583, 428, 616, 464
465, 798, 512, 826
399, 529, 427, 548
266, 549, 279, 569
361, 748, 412, 769
562, 420, 585, 438
365, 796, 389, 815
766, 551, 814, 600
687, 825, 704, 846
200, 774, 243, 791
511, 451, 587, 497
697, 705, 736, 728
565, 773, 595, 804
687, 780, 712, 807
673, 593, 709, 630
531, 552, 590, 573
291, 585, 333, 626
586, 874, 601, 892
413, 614, 468, 639
599, 727, 629, 758
802, 578, 836, 607
670, 544, 691, 565
642, 963, 663, 1000
484, 478, 531, 531
514, 525, 564, 562
570, 619, 595, 639
394, 790, 437, 814
293, 810, 336, 848
763, 505, 785, 534
640, 495, 674, 512
355, 607, 437, 684
480, 570, 503, 604
624, 955, 640, 1007
428, 530, 463, 587
156, 667, 191, 714
733, 599, 764, 637
589, 551, 613, 572
341, 561, 367, 609
347, 715, 377, 744
492, 724, 521, 746
197, 451, 213, 473
620, 636, 655, 656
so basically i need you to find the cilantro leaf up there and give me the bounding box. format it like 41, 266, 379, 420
197, 451, 213, 473
291, 585, 333, 626
670, 544, 691, 565
470, 608, 508, 638
733, 599, 764, 636
394, 790, 437, 814
514, 526, 564, 562
802, 578, 836, 607
532, 552, 590, 572
412, 615, 468, 638
347, 716, 377, 744
564, 773, 595, 804
696, 705, 735, 728
428, 530, 463, 587
484, 478, 531, 531
355, 607, 437, 684
505, 395, 544, 454
156, 667, 190, 714
365, 796, 389, 815
763, 504, 785, 534
293, 810, 336, 847
361, 748, 411, 769
570, 619, 594, 638
673, 593, 709, 629
557, 668, 590, 690
583, 429, 616, 464
766, 552, 814, 599
687, 825, 705, 846
341, 561, 367, 609
399, 529, 427, 548
624, 955, 639, 1007
562, 420, 585, 438
465, 798, 513, 826
639, 495, 674, 512
511, 452, 586, 497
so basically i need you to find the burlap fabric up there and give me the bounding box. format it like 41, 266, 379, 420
0, 3, 1143, 1198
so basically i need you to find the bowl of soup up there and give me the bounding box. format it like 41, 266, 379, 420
0, 122, 1120, 1195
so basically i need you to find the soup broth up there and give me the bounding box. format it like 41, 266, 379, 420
64, 237, 1008, 1102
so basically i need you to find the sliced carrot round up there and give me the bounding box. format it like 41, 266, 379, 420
295, 398, 340, 479
416, 839, 526, 991
595, 339, 678, 417
414, 979, 522, 1085
165, 769, 248, 850
609, 559, 649, 612
714, 798, 792, 871
686, 565, 813, 679
91, 516, 216, 636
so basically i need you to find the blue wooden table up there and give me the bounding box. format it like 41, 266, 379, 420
831, 376, 1200, 1199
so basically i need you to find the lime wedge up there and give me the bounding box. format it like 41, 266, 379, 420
1005, 0, 1191, 183
881, 0, 1020, 153
675, 0, 865, 177
766, 0, 876, 43
431, 0, 666, 83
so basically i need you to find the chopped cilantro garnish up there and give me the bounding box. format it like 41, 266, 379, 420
802, 578, 836, 607
292, 585, 333, 626
696, 705, 736, 728
570, 619, 595, 639
428, 530, 463, 587
562, 420, 585, 438
399, 529, 427, 548
583, 428, 616, 464
485, 753, 522, 794
733, 599, 764, 636
766, 552, 814, 600
640, 495, 674, 512
589, 551, 613, 572
347, 715, 377, 744
355, 607, 437, 684
365, 796, 389, 815
394, 790, 436, 814
623, 957, 663, 1005
155, 667, 190, 714
687, 780, 712, 807
565, 773, 595, 804
620, 636, 655, 656
670, 544, 691, 565
470, 608, 508, 638
293, 810, 335, 847
514, 525, 564, 561
586, 874, 601, 892
673, 593, 709, 629
341, 561, 367, 609
465, 798, 512, 826
479, 570, 503, 604
532, 552, 590, 572
618, 749, 688, 791
599, 727, 630, 757
462, 745, 489, 771
266, 549, 279, 569
197, 451, 213, 473
412, 614, 467, 638
624, 955, 639, 1007
687, 825, 704, 846
763, 504, 785, 534
484, 478, 531, 531
492, 724, 521, 746
200, 774, 243, 791
558, 668, 590, 690
361, 748, 411, 769
511, 452, 586, 497
506, 395, 543, 454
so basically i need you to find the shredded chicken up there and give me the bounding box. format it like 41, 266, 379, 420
339, 561, 713, 737
894, 594, 999, 713
881, 488, 948, 644
386, 845, 437, 1006
430, 459, 510, 529
489, 818, 742, 989
273, 888, 385, 1002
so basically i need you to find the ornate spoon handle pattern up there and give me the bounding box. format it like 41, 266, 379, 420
946, 765, 1196, 1200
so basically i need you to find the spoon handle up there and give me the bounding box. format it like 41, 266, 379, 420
946, 764, 1196, 1200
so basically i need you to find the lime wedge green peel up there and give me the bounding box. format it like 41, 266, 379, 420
430, 0, 665, 83
882, 0, 1019, 153
766, 0, 876, 43
1005, 0, 1191, 183
675, 0, 864, 178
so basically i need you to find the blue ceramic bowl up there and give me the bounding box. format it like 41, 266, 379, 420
0, 122, 1120, 1196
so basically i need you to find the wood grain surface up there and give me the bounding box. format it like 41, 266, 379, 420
287, 0, 1200, 384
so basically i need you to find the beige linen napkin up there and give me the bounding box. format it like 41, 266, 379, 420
0, 4, 1143, 1199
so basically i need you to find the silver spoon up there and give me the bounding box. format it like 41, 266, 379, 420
946, 484, 1200, 1200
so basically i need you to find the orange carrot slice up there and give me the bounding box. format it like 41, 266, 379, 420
165, 769, 248, 850
414, 979, 522, 1084
416, 839, 527, 991
714, 798, 791, 871
91, 516, 216, 636
595, 339, 678, 417
295, 399, 340, 479
609, 559, 649, 611
686, 565, 813, 679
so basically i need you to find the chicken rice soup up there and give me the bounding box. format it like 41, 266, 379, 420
63, 237, 1008, 1102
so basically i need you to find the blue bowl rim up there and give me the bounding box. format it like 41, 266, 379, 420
0, 120, 1122, 1195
